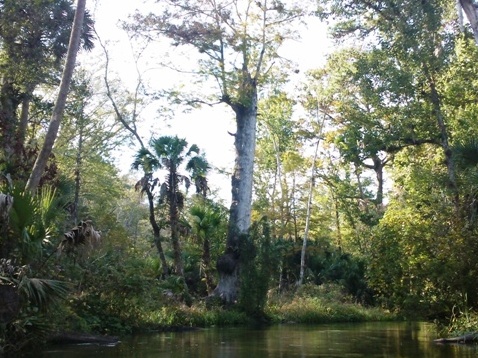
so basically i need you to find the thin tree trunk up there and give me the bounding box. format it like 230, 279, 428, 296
298, 138, 320, 286
298, 105, 326, 286
266, 126, 285, 239
333, 194, 342, 253
17, 85, 34, 151
98, 29, 171, 276
272, 133, 287, 239
73, 116, 84, 224
202, 238, 214, 294
144, 184, 169, 277
26, 0, 86, 193
17, 97, 29, 149
292, 173, 298, 240
169, 165, 185, 277
365, 155, 385, 207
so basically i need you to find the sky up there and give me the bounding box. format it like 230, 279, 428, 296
84, 0, 332, 204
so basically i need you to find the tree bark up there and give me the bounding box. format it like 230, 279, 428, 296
25, 0, 86, 193
0, 81, 21, 165
72, 116, 84, 225
460, 0, 478, 45
227, 101, 258, 243
202, 237, 214, 295
17, 85, 34, 151
213, 86, 258, 303
298, 138, 320, 286
169, 166, 185, 277
144, 182, 169, 278
363, 155, 386, 207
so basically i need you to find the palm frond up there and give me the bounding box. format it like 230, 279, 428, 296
9, 187, 35, 233
151, 136, 188, 164
18, 276, 69, 310
189, 205, 206, 220
37, 186, 60, 245
454, 139, 478, 169
186, 155, 210, 177
132, 148, 160, 172
181, 176, 191, 192
187, 144, 200, 156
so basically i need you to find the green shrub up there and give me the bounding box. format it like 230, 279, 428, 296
267, 283, 395, 324
238, 218, 276, 319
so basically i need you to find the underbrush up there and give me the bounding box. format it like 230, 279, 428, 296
267, 283, 396, 324
436, 305, 478, 337
144, 304, 253, 329
51, 282, 395, 336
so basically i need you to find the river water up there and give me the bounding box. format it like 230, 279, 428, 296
40, 321, 478, 357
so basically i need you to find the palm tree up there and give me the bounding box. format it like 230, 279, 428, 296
133, 135, 210, 278
132, 150, 169, 278
189, 201, 226, 294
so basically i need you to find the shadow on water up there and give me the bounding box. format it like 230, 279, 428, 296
38, 321, 478, 357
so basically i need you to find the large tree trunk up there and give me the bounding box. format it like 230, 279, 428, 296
227, 105, 257, 241
25, 0, 86, 193
213, 89, 258, 303
460, 0, 478, 45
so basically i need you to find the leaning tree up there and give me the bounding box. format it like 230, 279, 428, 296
26, 0, 91, 192
0, 0, 94, 186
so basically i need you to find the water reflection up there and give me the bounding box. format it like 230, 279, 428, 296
39, 322, 478, 357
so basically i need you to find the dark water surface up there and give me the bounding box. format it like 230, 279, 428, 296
40, 321, 478, 357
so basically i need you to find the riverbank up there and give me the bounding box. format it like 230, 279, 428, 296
51, 283, 396, 337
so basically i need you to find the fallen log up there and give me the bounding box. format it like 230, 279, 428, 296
48, 332, 120, 345
434, 333, 478, 344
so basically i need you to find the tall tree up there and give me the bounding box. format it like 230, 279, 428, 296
319, 0, 459, 205
129, 0, 313, 303
26, 0, 88, 192
0, 0, 94, 177
254, 92, 297, 239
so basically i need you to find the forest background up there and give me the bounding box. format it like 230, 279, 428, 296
2, 0, 478, 354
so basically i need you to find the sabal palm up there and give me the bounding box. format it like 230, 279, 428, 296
133, 136, 209, 277
189, 202, 225, 294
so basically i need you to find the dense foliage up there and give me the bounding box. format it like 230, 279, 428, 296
1, 0, 478, 354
